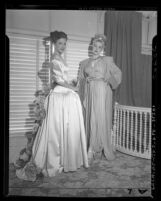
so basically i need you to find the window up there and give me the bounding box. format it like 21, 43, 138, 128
66, 39, 89, 81
9, 33, 50, 137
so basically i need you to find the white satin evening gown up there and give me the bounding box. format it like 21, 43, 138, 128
16, 58, 89, 181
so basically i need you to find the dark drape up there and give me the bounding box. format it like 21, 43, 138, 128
140, 55, 152, 107
104, 11, 152, 107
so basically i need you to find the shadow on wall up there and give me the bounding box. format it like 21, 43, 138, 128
14, 37, 53, 166
88, 37, 94, 58
76, 37, 93, 81
24, 102, 35, 146
24, 37, 51, 151
38, 37, 51, 88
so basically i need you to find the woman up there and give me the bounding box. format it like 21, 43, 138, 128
77, 34, 122, 162
16, 31, 89, 181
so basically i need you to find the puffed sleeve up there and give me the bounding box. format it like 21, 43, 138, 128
50, 60, 65, 84
108, 57, 122, 90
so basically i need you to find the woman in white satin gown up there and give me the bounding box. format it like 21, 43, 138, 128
16, 31, 89, 181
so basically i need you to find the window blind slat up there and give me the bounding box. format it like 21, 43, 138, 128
9, 33, 50, 136
66, 41, 89, 81
9, 32, 90, 136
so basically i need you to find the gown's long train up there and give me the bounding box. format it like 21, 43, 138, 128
16, 59, 89, 181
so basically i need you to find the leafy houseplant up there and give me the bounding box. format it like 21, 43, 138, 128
14, 84, 51, 169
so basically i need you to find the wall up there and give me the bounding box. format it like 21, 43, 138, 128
6, 10, 50, 33
137, 10, 157, 45
6, 10, 104, 39
141, 13, 157, 54
148, 16, 157, 44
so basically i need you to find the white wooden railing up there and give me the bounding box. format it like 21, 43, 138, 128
112, 102, 151, 159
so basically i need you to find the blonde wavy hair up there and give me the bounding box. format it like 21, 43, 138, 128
92, 34, 107, 48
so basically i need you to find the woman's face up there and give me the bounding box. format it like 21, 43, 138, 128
92, 40, 104, 56
54, 38, 67, 54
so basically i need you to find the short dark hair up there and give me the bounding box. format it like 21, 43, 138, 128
50, 31, 68, 43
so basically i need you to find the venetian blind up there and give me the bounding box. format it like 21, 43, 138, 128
9, 33, 50, 136
9, 33, 92, 136
65, 39, 90, 81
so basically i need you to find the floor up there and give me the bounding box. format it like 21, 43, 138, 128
8, 151, 151, 197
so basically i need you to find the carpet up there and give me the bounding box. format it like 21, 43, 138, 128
8, 151, 151, 197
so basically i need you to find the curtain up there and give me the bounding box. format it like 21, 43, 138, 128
104, 11, 152, 107
140, 55, 152, 107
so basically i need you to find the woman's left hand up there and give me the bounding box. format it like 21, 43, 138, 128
70, 86, 79, 92
73, 86, 79, 92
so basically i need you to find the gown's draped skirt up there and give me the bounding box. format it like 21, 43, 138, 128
84, 80, 115, 160
16, 86, 88, 180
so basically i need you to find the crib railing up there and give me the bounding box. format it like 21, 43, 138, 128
112, 102, 151, 159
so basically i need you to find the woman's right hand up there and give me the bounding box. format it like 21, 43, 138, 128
69, 85, 79, 92
72, 86, 79, 92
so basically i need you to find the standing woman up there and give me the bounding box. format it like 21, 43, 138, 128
16, 31, 88, 181
77, 34, 122, 162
